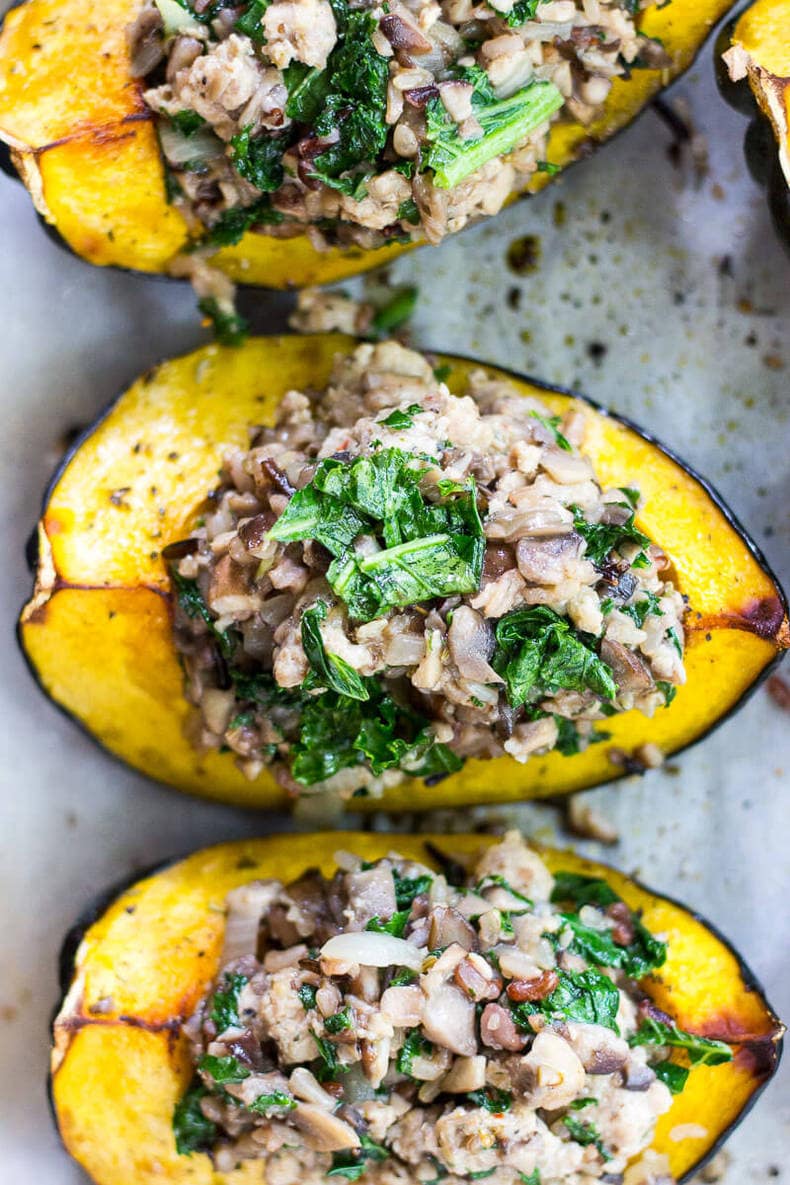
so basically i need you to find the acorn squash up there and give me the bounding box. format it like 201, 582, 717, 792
18, 335, 788, 811
0, 0, 736, 288
716, 0, 790, 250
51, 831, 783, 1185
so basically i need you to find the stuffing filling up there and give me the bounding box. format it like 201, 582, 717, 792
132, 0, 671, 252
175, 832, 733, 1182
168, 342, 686, 799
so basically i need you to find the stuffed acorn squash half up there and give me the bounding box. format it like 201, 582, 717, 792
51, 830, 783, 1185
717, 0, 790, 250
19, 335, 788, 811
0, 0, 736, 288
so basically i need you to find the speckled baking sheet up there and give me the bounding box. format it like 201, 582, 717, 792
0, 14, 787, 1184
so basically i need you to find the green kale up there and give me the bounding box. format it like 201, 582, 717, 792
629, 1018, 733, 1065
493, 605, 617, 709
550, 872, 619, 910
389, 967, 418, 987
235, 0, 270, 40
199, 199, 285, 247
568, 1097, 597, 1110
309, 11, 389, 186
284, 63, 330, 122
424, 80, 563, 189
298, 983, 318, 1010
324, 1007, 353, 1033
378, 403, 423, 430
210, 972, 248, 1032
622, 591, 663, 628
230, 125, 285, 192
370, 287, 419, 337
573, 506, 651, 569
268, 448, 483, 622
169, 110, 207, 136
366, 910, 411, 938
393, 872, 433, 908
667, 627, 683, 656
558, 910, 667, 979
562, 1116, 611, 1160
170, 569, 235, 656
510, 969, 621, 1032
529, 410, 571, 451
657, 680, 677, 707
301, 601, 369, 700
476, 874, 532, 905
553, 717, 610, 756
197, 1054, 251, 1084
466, 1088, 513, 1112
173, 1080, 217, 1156
536, 160, 560, 174
502, 0, 540, 25
551, 871, 666, 978
397, 198, 421, 225
197, 297, 249, 348
312, 1031, 347, 1081
247, 1090, 297, 1113
653, 1061, 690, 1094
397, 1028, 433, 1076
517, 1173, 541, 1185
328, 1134, 389, 1180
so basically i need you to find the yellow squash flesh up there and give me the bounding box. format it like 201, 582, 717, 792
19, 334, 788, 811
51, 832, 783, 1185
731, 0, 790, 185
0, 0, 736, 286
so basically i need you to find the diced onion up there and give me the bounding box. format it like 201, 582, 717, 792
155, 0, 204, 35
158, 121, 223, 167
320, 932, 424, 969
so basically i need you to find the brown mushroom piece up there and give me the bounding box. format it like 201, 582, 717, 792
516, 1029, 586, 1109
479, 1002, 528, 1052
600, 638, 656, 694
291, 1103, 362, 1151
447, 606, 503, 684
515, 533, 584, 585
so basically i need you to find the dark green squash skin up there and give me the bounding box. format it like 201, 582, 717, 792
714, 17, 790, 252
49, 840, 783, 1183
17, 345, 789, 807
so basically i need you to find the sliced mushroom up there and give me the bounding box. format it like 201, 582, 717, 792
291, 1103, 361, 1151
440, 1054, 487, 1093
421, 980, 477, 1057
447, 606, 503, 684
479, 1002, 528, 1052
516, 1029, 586, 1109
600, 639, 654, 694
515, 533, 583, 585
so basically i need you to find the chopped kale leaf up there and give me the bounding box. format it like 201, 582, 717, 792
230, 125, 285, 193
424, 80, 563, 189
510, 968, 621, 1032
629, 1018, 733, 1065
235, 0, 270, 40
210, 972, 249, 1032
301, 600, 370, 700
529, 410, 571, 451
493, 605, 617, 709
197, 296, 249, 348
366, 910, 411, 938
573, 506, 651, 569
197, 1054, 251, 1084
173, 1079, 217, 1156
653, 1060, 690, 1094
562, 1116, 611, 1160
